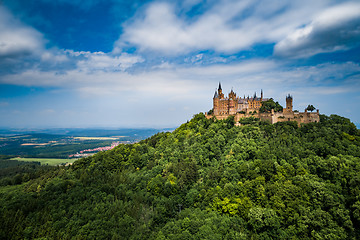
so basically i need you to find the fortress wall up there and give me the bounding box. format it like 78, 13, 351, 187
298, 112, 320, 124
259, 112, 274, 123
207, 111, 320, 126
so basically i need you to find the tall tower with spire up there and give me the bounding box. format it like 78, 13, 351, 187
217, 82, 224, 99
213, 82, 223, 115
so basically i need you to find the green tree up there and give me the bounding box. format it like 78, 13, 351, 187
259, 98, 283, 113
306, 104, 316, 112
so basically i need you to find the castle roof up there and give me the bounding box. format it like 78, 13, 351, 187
218, 82, 222, 90
238, 97, 269, 104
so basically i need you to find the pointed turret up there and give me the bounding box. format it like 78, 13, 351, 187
217, 82, 224, 99
213, 90, 218, 98
229, 88, 236, 100
261, 89, 263, 99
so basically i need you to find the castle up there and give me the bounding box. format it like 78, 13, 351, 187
206, 83, 320, 125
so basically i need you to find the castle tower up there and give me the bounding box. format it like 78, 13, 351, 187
261, 89, 263, 100
228, 89, 236, 99
285, 94, 293, 113
213, 90, 219, 115
228, 89, 237, 115
218, 82, 224, 99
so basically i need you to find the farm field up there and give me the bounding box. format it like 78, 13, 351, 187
9, 157, 77, 166
73, 137, 120, 140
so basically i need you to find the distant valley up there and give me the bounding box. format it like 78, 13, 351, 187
0, 128, 172, 161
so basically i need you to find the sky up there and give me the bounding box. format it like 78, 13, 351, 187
0, 0, 360, 128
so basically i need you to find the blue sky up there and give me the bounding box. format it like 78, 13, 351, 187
0, 0, 360, 128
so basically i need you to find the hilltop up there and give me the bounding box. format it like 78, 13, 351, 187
1, 114, 360, 239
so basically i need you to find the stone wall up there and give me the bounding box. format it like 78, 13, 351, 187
206, 109, 320, 126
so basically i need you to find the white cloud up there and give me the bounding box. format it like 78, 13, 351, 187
0, 6, 45, 58
274, 2, 360, 58
0, 5, 144, 76
41, 51, 68, 63
184, 53, 204, 64
76, 52, 144, 72
116, 0, 330, 55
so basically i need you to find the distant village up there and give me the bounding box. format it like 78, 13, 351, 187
68, 141, 124, 158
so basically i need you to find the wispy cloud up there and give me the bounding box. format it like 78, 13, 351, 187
0, 6, 46, 75
75, 51, 144, 72
116, 0, 331, 55
274, 2, 360, 58
0, 6, 45, 59
0, 5, 144, 76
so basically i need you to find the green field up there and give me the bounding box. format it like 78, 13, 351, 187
10, 157, 78, 166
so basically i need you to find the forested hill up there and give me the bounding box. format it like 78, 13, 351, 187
1, 114, 360, 239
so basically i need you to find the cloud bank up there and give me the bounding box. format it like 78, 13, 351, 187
116, 1, 337, 55
274, 2, 360, 58
0, 6, 45, 59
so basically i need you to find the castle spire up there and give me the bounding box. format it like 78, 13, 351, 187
261, 89, 263, 99
213, 90, 218, 98
217, 82, 223, 99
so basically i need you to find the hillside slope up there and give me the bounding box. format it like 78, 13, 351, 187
1, 114, 360, 239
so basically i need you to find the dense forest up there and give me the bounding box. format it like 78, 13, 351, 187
1, 113, 360, 239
